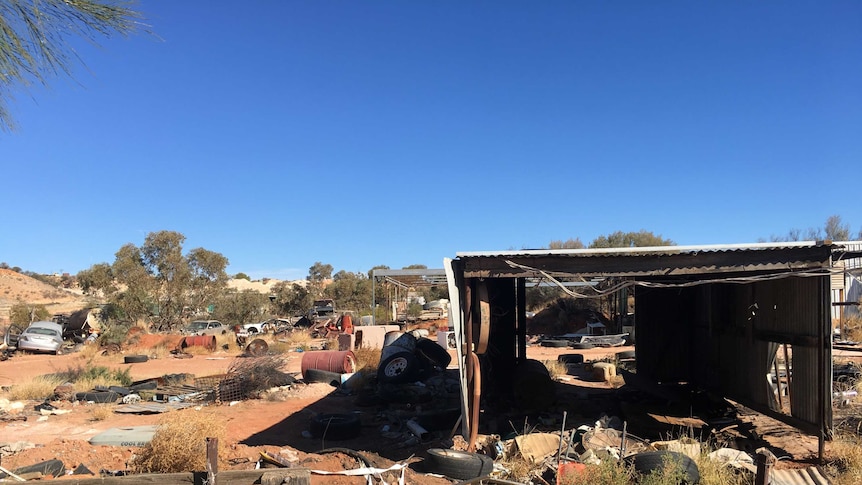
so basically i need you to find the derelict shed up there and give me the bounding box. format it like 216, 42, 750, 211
444, 241, 862, 457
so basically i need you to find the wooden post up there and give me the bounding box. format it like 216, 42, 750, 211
206, 437, 218, 485
754, 447, 776, 485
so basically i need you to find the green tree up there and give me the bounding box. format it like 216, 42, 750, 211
403, 264, 428, 269
325, 270, 372, 312
0, 0, 142, 131
212, 289, 270, 326
78, 230, 229, 331
548, 238, 585, 249
270, 281, 313, 317
77, 262, 117, 298
770, 215, 856, 242
233, 272, 251, 281
588, 230, 675, 248
10, 302, 50, 325
307, 262, 333, 298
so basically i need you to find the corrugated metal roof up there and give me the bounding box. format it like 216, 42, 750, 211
456, 241, 839, 259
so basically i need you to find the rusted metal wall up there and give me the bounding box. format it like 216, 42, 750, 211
635, 275, 830, 435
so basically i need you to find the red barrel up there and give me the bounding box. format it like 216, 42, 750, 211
178, 335, 217, 351
341, 314, 354, 334
301, 350, 356, 379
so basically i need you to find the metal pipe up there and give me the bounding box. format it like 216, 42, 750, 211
468, 351, 481, 452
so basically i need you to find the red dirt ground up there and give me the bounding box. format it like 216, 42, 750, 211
0, 333, 846, 482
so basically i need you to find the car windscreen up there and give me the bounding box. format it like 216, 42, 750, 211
26, 327, 60, 337
188, 322, 208, 330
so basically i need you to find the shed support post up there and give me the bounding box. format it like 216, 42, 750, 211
754, 447, 775, 485
206, 437, 218, 485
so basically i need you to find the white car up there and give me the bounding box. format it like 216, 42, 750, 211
183, 320, 227, 336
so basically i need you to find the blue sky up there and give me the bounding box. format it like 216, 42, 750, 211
2, 1, 861, 280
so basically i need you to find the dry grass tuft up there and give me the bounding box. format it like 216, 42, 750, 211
5, 374, 64, 401
827, 433, 862, 485
280, 330, 313, 350
132, 409, 226, 473
543, 359, 568, 380
89, 404, 114, 422
149, 343, 169, 360
353, 347, 382, 371
214, 331, 236, 350
694, 453, 752, 485
557, 460, 632, 485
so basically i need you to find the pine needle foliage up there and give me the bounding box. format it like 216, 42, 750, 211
0, 0, 142, 130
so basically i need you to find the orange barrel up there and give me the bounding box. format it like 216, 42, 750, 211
178, 335, 217, 351
341, 314, 354, 334
301, 350, 356, 379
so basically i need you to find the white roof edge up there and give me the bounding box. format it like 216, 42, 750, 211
455, 240, 850, 258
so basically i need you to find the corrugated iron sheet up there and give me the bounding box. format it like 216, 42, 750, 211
770, 466, 832, 485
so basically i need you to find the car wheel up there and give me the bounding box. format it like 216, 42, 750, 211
424, 448, 494, 480
309, 413, 361, 440
248, 328, 259, 334
377, 351, 421, 384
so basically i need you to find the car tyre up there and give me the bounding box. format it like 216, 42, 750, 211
416, 338, 452, 368
424, 448, 494, 480
540, 339, 569, 348
569, 342, 595, 349
623, 451, 700, 484
557, 354, 585, 364
617, 350, 636, 360
124, 355, 149, 364
75, 391, 121, 403
309, 413, 361, 440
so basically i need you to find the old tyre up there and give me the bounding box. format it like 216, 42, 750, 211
377, 351, 421, 384
124, 355, 149, 364
416, 338, 452, 368
309, 413, 361, 440
558, 354, 585, 364
624, 450, 700, 484
541, 339, 569, 348
424, 448, 494, 480
304, 368, 342, 386
75, 391, 121, 403
617, 350, 636, 360
569, 342, 595, 349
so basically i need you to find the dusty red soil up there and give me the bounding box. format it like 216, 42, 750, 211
0, 333, 846, 482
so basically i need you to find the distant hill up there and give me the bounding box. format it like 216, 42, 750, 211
0, 269, 89, 324
0, 270, 307, 325
227, 278, 306, 294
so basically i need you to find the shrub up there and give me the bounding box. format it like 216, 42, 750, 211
543, 359, 567, 380
5, 375, 64, 400
132, 410, 226, 473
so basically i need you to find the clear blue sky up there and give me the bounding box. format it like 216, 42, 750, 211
2, 1, 861, 280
